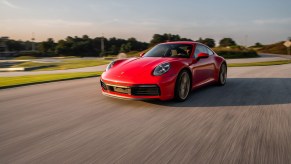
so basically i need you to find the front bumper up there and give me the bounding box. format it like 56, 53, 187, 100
100, 75, 176, 100
102, 91, 158, 101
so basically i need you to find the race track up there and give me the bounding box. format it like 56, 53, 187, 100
1, 64, 291, 164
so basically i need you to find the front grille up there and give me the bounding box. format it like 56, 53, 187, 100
101, 81, 160, 96
108, 86, 131, 94
131, 85, 160, 96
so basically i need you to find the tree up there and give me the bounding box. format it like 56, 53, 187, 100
196, 37, 204, 43
150, 34, 167, 45
120, 44, 126, 52
196, 38, 215, 48
167, 34, 181, 41
150, 33, 192, 45
6, 40, 25, 51
126, 42, 132, 52
254, 42, 263, 47
2, 35, 149, 57
110, 45, 119, 55
219, 38, 237, 47
120, 42, 132, 53
82, 35, 90, 40
38, 38, 56, 54
71, 41, 91, 57
204, 38, 215, 48
55, 40, 69, 55
127, 37, 138, 50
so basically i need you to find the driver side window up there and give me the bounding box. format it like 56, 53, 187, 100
194, 45, 207, 58
207, 48, 214, 56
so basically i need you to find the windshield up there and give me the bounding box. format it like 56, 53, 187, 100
144, 44, 193, 58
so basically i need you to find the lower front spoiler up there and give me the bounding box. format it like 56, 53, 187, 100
102, 92, 159, 101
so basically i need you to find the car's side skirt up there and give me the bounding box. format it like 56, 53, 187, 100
192, 78, 216, 90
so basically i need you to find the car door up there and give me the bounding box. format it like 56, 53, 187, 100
191, 44, 215, 86
205, 47, 216, 80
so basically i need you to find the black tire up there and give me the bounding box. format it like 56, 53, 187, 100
217, 63, 227, 86
174, 70, 191, 102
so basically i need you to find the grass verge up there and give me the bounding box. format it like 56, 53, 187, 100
12, 56, 37, 60
228, 60, 291, 67
0, 72, 102, 89
11, 59, 110, 71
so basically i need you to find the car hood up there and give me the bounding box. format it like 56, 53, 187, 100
108, 57, 177, 77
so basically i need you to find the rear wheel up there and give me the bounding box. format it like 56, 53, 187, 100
218, 63, 227, 86
175, 70, 191, 101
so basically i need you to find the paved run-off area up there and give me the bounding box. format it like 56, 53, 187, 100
0, 64, 291, 164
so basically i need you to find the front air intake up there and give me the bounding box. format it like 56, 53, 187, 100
131, 85, 160, 96
100, 80, 108, 90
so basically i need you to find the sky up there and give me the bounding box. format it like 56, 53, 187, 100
0, 0, 291, 45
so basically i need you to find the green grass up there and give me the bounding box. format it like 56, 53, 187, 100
52, 56, 77, 59
11, 56, 78, 60
228, 60, 291, 67
12, 56, 37, 60
0, 72, 103, 89
11, 59, 110, 71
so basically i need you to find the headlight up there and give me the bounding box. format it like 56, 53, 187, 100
106, 61, 115, 71
153, 63, 170, 76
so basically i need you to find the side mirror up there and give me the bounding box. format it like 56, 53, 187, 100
140, 52, 145, 57
197, 52, 209, 60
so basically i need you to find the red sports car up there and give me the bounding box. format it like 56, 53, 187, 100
100, 41, 227, 101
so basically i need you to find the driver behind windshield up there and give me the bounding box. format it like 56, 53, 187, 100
177, 46, 192, 57
144, 44, 193, 58
186, 47, 192, 56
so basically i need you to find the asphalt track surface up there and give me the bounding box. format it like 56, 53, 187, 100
1, 64, 291, 164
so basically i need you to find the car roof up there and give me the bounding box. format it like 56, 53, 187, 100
161, 41, 198, 45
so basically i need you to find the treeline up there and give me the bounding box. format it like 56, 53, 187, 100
2, 35, 149, 57
2, 33, 242, 57
39, 35, 149, 57
150, 34, 193, 45
3, 40, 34, 52
150, 34, 239, 48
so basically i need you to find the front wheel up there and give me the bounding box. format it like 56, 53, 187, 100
175, 70, 191, 102
217, 63, 227, 86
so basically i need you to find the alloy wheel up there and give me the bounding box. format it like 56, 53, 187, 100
179, 72, 190, 100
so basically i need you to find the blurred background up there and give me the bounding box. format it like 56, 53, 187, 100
0, 0, 291, 58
